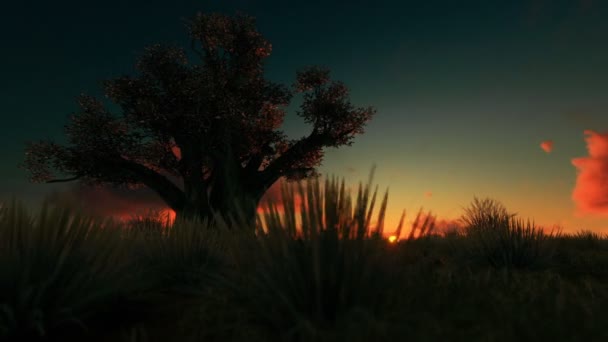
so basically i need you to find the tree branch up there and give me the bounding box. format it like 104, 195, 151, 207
283, 167, 316, 180
114, 157, 187, 210
259, 133, 326, 187
45, 175, 82, 183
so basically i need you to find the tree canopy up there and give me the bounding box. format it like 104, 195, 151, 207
21, 12, 377, 227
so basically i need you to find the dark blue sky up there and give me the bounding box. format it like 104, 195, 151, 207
2, 0, 608, 233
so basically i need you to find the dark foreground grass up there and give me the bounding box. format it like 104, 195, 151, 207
1, 168, 608, 342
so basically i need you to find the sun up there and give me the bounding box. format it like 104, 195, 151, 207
388, 235, 398, 243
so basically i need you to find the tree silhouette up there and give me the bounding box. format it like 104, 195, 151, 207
21, 12, 376, 227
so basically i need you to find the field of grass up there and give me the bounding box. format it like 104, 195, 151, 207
2, 169, 608, 341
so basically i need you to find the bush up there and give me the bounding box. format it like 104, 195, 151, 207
571, 230, 606, 250
460, 197, 560, 270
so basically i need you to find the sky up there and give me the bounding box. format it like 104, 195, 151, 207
1, 0, 608, 235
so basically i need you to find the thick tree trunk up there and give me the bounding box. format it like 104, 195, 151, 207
173, 168, 268, 230
170, 134, 281, 230
172, 189, 261, 230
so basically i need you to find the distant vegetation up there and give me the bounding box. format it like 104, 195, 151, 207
2, 167, 608, 342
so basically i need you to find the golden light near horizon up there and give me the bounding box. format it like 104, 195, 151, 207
388, 235, 398, 243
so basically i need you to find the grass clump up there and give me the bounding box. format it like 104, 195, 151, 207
570, 229, 607, 250
133, 214, 229, 297
459, 197, 560, 270
221, 166, 404, 341
0, 197, 138, 341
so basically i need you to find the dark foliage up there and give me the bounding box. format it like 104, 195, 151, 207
20, 12, 376, 227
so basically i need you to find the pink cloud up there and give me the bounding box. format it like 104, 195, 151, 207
42, 183, 171, 223
540, 140, 554, 153
571, 130, 608, 217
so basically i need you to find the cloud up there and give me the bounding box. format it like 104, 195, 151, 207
571, 130, 608, 217
540, 140, 554, 153
424, 191, 433, 198
43, 182, 170, 223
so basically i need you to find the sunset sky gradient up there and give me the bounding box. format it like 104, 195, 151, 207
1, 0, 608, 234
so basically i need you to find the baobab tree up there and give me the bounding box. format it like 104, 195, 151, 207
21, 12, 376, 228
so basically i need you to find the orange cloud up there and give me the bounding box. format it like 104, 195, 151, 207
424, 191, 433, 198
571, 130, 608, 217
540, 140, 554, 153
